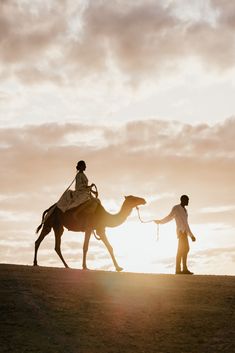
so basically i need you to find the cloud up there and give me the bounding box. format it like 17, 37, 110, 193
0, 0, 67, 61
194, 246, 235, 260
0, 117, 235, 225
1, 0, 235, 86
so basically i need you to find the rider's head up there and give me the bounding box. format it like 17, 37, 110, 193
76, 160, 86, 172
180, 194, 189, 206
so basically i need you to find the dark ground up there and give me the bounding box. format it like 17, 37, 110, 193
0, 264, 234, 353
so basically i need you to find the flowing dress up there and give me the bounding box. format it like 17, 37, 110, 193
56, 172, 93, 212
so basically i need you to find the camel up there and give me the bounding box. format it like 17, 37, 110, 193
34, 195, 146, 271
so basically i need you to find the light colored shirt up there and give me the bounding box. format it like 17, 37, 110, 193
73, 171, 91, 202
159, 204, 194, 238
75, 172, 90, 193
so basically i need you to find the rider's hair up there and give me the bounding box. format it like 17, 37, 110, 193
76, 160, 86, 171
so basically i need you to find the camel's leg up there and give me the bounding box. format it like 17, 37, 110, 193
101, 232, 123, 272
53, 225, 69, 268
34, 224, 51, 266
82, 229, 92, 270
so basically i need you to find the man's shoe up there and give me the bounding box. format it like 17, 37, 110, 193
181, 269, 194, 275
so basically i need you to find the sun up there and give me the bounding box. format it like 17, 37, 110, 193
107, 220, 178, 273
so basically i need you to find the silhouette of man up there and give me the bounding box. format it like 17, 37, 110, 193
155, 195, 196, 275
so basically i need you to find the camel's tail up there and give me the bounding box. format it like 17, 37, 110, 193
35, 203, 56, 234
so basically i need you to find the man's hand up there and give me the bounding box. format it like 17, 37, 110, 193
191, 235, 196, 242
154, 220, 161, 224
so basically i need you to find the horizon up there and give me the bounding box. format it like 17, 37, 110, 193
0, 0, 235, 276
1, 263, 235, 277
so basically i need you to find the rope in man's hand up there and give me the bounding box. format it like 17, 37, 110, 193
136, 206, 159, 241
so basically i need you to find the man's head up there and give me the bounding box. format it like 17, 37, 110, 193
180, 194, 189, 206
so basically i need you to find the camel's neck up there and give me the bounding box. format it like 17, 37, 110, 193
103, 201, 133, 228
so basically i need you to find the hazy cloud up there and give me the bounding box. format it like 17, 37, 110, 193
1, 0, 235, 85
1, 117, 234, 227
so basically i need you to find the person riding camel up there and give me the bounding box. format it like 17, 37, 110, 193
56, 160, 100, 214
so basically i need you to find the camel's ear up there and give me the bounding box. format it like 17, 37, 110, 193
124, 196, 127, 200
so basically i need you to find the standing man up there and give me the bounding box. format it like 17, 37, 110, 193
155, 195, 196, 275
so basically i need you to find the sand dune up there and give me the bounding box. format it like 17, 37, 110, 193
0, 264, 234, 353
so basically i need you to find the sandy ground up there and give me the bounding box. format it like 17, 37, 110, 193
0, 264, 234, 353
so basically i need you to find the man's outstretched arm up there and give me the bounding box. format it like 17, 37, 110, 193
155, 207, 175, 225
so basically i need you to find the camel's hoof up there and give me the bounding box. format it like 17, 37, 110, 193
33, 263, 38, 267
116, 266, 123, 272
82, 267, 90, 271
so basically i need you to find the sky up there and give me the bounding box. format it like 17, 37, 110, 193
0, 0, 235, 275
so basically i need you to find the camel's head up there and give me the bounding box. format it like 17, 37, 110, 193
124, 195, 146, 208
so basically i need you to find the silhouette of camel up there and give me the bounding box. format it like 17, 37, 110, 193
34, 195, 146, 271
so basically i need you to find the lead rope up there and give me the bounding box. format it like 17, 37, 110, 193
136, 206, 159, 241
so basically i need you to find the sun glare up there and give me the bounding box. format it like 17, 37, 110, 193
107, 221, 178, 274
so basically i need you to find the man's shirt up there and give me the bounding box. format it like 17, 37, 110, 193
159, 204, 194, 238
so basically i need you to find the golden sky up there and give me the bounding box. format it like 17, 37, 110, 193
0, 0, 235, 274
